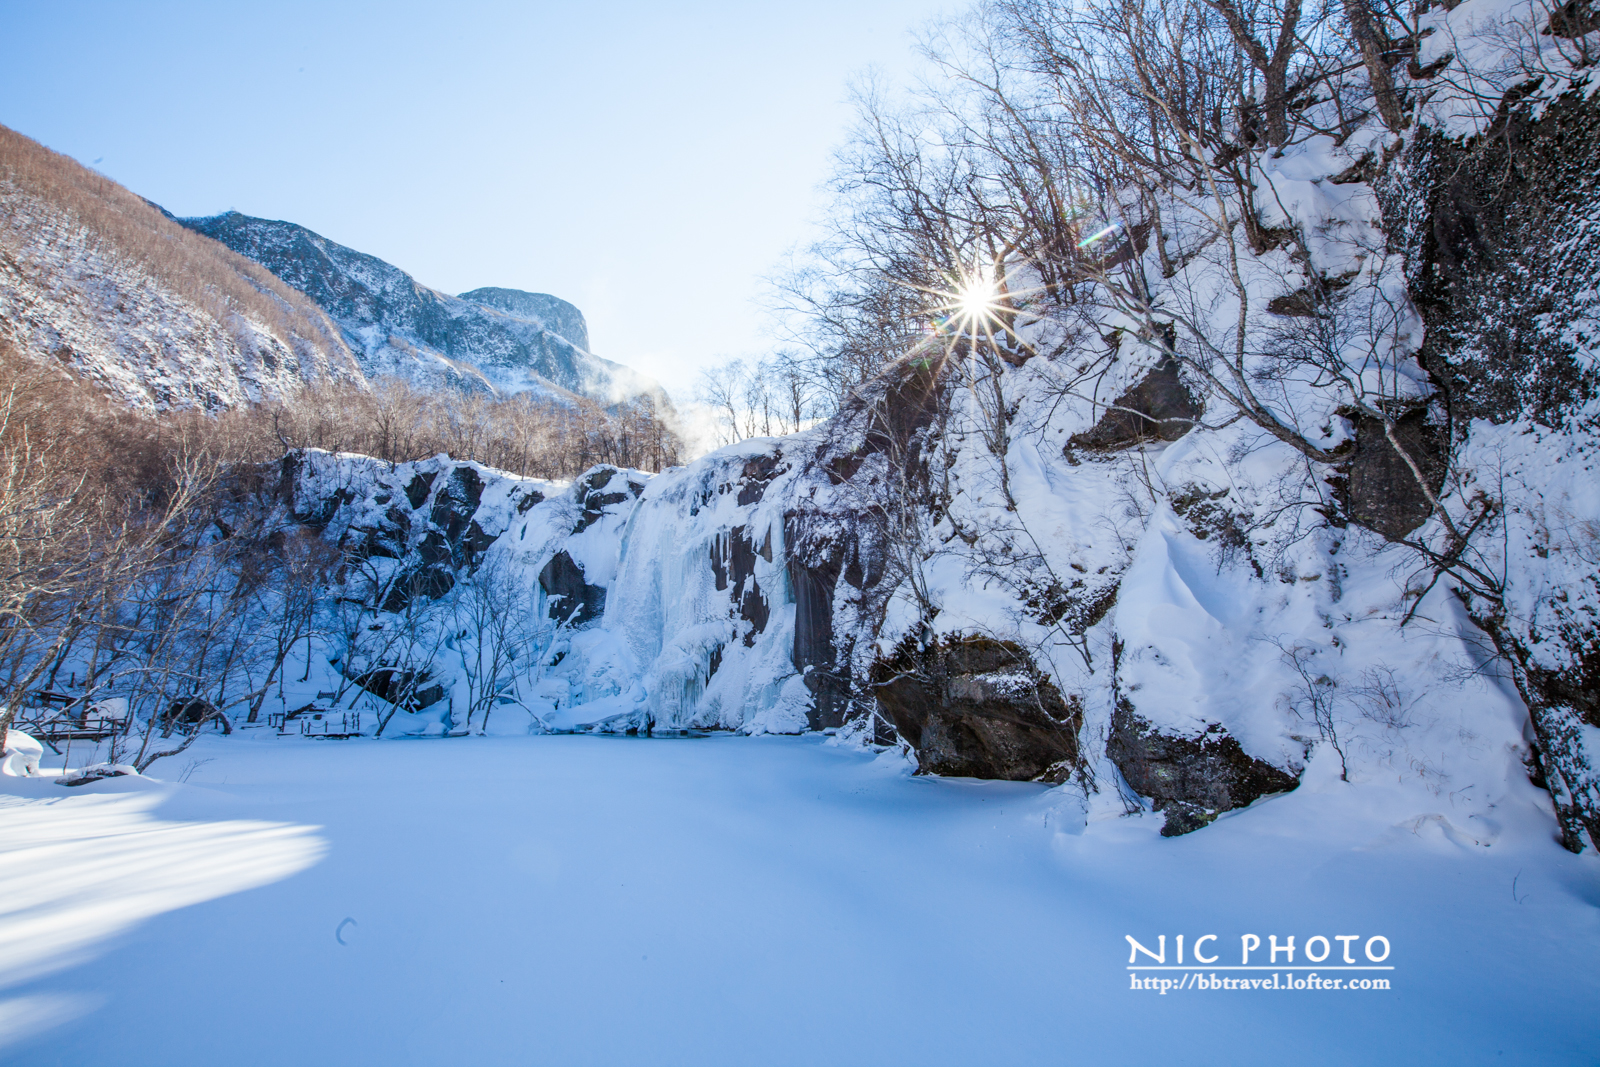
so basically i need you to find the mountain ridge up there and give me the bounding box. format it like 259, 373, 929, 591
178, 211, 663, 408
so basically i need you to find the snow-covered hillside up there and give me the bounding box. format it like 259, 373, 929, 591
0, 124, 663, 416
0, 125, 363, 411
181, 212, 665, 406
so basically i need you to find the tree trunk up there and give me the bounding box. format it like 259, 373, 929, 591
1343, 0, 1407, 131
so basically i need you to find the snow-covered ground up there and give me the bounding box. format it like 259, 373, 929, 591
2, 733, 1596, 1066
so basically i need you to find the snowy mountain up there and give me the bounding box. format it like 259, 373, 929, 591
0, 120, 663, 416
179, 212, 663, 406
460, 286, 590, 353
0, 124, 363, 411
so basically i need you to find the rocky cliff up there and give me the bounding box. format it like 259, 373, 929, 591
1382, 76, 1600, 851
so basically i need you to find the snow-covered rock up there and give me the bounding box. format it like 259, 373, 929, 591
1382, 76, 1600, 852
252, 6, 1600, 851
1, 730, 42, 776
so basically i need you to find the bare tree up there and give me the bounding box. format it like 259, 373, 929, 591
454, 552, 536, 733
697, 358, 749, 447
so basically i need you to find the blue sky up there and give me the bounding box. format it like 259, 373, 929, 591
0, 0, 951, 401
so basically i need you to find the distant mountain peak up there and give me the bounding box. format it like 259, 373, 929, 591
459, 287, 590, 354
180, 212, 661, 408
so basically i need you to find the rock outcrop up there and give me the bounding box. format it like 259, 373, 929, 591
1382, 81, 1600, 851
1067, 353, 1203, 453
873, 636, 1083, 782
1106, 705, 1302, 836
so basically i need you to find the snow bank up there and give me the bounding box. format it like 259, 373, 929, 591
1, 731, 41, 777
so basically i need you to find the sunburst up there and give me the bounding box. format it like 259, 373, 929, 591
897, 211, 1132, 366
909, 253, 1038, 363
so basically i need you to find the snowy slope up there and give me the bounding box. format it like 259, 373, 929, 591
0, 125, 363, 411
229, 0, 1600, 861
5, 0, 1593, 867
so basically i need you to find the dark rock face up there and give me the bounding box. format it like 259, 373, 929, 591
352, 504, 411, 560
1106, 704, 1301, 836
1388, 87, 1600, 427
539, 550, 606, 626
872, 637, 1083, 782
1478, 617, 1600, 851
380, 566, 456, 613
1546, 0, 1600, 36
405, 471, 437, 509
1383, 86, 1600, 850
572, 466, 643, 533
162, 697, 221, 732
285, 451, 628, 627
429, 466, 485, 553
351, 668, 446, 710
737, 455, 779, 505
783, 353, 950, 732
1527, 647, 1600, 734
281, 451, 533, 615
178, 212, 657, 405
1340, 410, 1448, 540
379, 467, 487, 610
786, 517, 850, 729
710, 525, 772, 648
1067, 355, 1202, 452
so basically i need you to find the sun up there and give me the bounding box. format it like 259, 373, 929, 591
953, 274, 1000, 324
931, 262, 1005, 339
905, 249, 1046, 361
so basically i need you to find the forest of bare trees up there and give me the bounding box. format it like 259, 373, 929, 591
190, 376, 681, 480
694, 353, 826, 447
